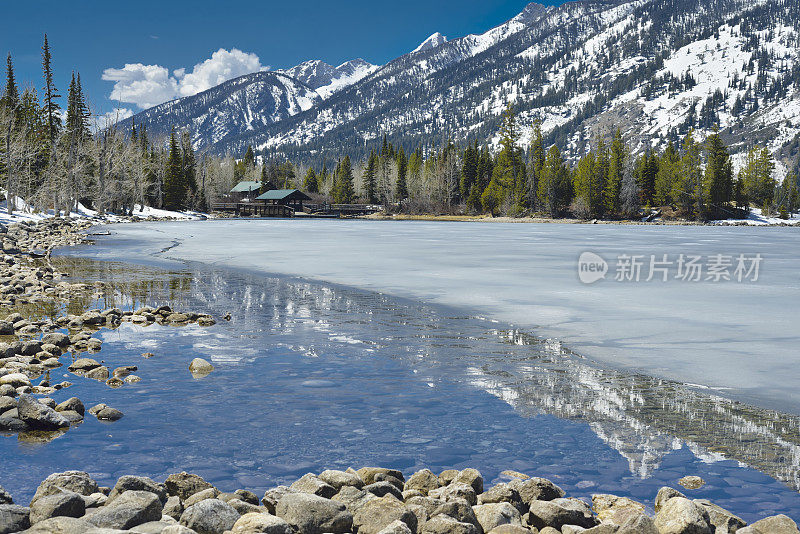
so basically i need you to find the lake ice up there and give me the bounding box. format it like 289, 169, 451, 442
88, 219, 800, 413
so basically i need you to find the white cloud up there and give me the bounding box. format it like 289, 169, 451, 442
102, 48, 267, 110
102, 63, 179, 109
97, 108, 134, 129
177, 48, 265, 97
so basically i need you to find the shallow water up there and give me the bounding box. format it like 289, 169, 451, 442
81, 219, 800, 414
1, 255, 799, 523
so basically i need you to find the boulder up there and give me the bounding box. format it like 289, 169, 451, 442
654, 487, 685, 513
421, 513, 480, 534
162, 496, 184, 521
431, 499, 479, 527
164, 473, 214, 502
0, 373, 30, 388
17, 394, 69, 431
654, 497, 712, 534
31, 471, 99, 503
0, 504, 30, 534
0, 486, 11, 505
180, 499, 239, 534
161, 525, 199, 534
226, 498, 262, 516
678, 476, 705, 490
317, 470, 364, 491
41, 332, 70, 347
188, 359, 214, 378
591, 494, 645, 523
438, 470, 459, 486
352, 495, 417, 534
183, 488, 220, 508
18, 515, 95, 533
261, 487, 295, 515
693, 499, 746, 533
234, 490, 259, 506
478, 484, 524, 512
377, 519, 413, 534
429, 483, 477, 506
86, 490, 163, 530
365, 481, 404, 501
452, 469, 484, 494
487, 526, 531, 534
230, 512, 293, 534
108, 476, 167, 504
29, 490, 85, 524
508, 477, 564, 504
526, 498, 598, 530
741, 514, 799, 534
404, 469, 440, 494
274, 492, 352, 534
90, 404, 124, 421
85, 366, 110, 381
473, 502, 522, 531
331, 486, 376, 515
357, 468, 405, 485
290, 474, 337, 499
67, 358, 101, 372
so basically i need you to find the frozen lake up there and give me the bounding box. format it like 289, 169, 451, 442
89, 219, 800, 413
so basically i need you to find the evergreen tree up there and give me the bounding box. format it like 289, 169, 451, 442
243, 145, 255, 169
604, 129, 626, 216
304, 168, 318, 193
395, 146, 408, 201
486, 103, 525, 214
675, 130, 704, 218
460, 141, 478, 200
2, 54, 19, 111
739, 146, 775, 209
703, 129, 734, 219
537, 145, 571, 217
333, 156, 355, 203
163, 130, 186, 210
364, 149, 378, 203
181, 130, 197, 195
528, 122, 545, 210
41, 34, 61, 146
654, 141, 679, 206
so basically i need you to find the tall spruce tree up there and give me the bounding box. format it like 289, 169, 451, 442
528, 122, 545, 211
538, 145, 571, 217
604, 129, 626, 216
364, 149, 378, 203
395, 146, 408, 201
2, 54, 19, 111
703, 129, 734, 219
163, 130, 185, 210
41, 34, 61, 146
304, 168, 318, 193
334, 156, 355, 203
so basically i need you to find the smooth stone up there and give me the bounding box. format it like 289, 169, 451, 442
164, 473, 214, 502
230, 512, 292, 534
55, 397, 84, 416
0, 503, 30, 534
179, 499, 239, 534
290, 474, 337, 499
86, 490, 163, 530
17, 395, 69, 430
472, 503, 522, 532
352, 496, 417, 534
317, 470, 364, 491
188, 359, 213, 378
29, 490, 85, 524
275, 492, 353, 534
420, 513, 479, 534
654, 497, 712, 534
108, 476, 167, 504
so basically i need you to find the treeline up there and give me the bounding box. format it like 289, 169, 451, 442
0, 37, 238, 216
250, 104, 799, 220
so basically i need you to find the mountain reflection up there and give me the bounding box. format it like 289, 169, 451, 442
53, 256, 800, 492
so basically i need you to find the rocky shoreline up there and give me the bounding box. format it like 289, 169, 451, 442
1, 467, 798, 534
0, 217, 217, 439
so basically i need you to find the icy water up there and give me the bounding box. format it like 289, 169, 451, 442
84, 219, 800, 413
1, 250, 800, 523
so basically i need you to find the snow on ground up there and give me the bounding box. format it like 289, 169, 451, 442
92, 219, 800, 415
714, 207, 800, 226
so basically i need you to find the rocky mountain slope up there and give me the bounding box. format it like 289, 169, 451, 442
125, 0, 800, 169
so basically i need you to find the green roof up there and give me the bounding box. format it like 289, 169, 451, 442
256, 189, 311, 201
230, 181, 261, 193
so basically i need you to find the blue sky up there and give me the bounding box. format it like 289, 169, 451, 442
1, 0, 563, 121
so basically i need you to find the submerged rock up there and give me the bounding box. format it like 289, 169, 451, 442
189, 358, 214, 378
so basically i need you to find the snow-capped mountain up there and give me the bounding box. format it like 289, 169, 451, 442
278, 58, 379, 99
126, 0, 800, 169
412, 32, 448, 54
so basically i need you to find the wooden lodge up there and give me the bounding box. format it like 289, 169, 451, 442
212, 184, 311, 217
256, 189, 312, 212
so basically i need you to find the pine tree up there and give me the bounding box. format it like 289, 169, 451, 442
163, 130, 185, 210
181, 130, 197, 195
528, 122, 545, 211
395, 146, 408, 201
603, 129, 626, 216
2, 54, 19, 111
333, 156, 355, 203
654, 141, 679, 206
537, 145, 571, 217
675, 130, 704, 218
304, 168, 318, 193
739, 146, 776, 209
460, 142, 478, 200
703, 129, 734, 219
243, 145, 255, 169
41, 34, 61, 146
364, 149, 378, 203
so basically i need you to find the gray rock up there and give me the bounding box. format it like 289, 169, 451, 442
230, 512, 292, 534
275, 492, 352, 534
331, 486, 376, 515
41, 332, 70, 347
164, 473, 214, 501
67, 358, 101, 372
160, 526, 197, 534
108, 476, 167, 504
692, 499, 746, 533
375, 473, 406, 491
404, 469, 440, 494
91, 405, 124, 421
526, 498, 598, 530
365, 481, 404, 501
431, 499, 479, 527
507, 477, 565, 504
162, 496, 183, 521
226, 499, 262, 516
486, 526, 531, 534
654, 487, 686, 514
31, 471, 99, 503
421, 513, 480, 534
0, 397, 15, 416
179, 499, 240, 534
0, 384, 15, 396
188, 359, 213, 378
183, 488, 220, 508
0, 416, 27, 431
452, 469, 484, 495
356, 468, 405, 485
473, 502, 522, 531
0, 373, 31, 388
0, 486, 11, 505
29, 490, 85, 524
86, 490, 163, 530
234, 490, 259, 506
352, 495, 417, 534
17, 395, 69, 430
55, 398, 84, 416
290, 474, 337, 499
0, 504, 30, 534
654, 497, 712, 534
19, 516, 95, 533
261, 487, 295, 515
377, 519, 413, 534
429, 483, 477, 506
478, 484, 524, 512
741, 514, 799, 534
318, 470, 364, 491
